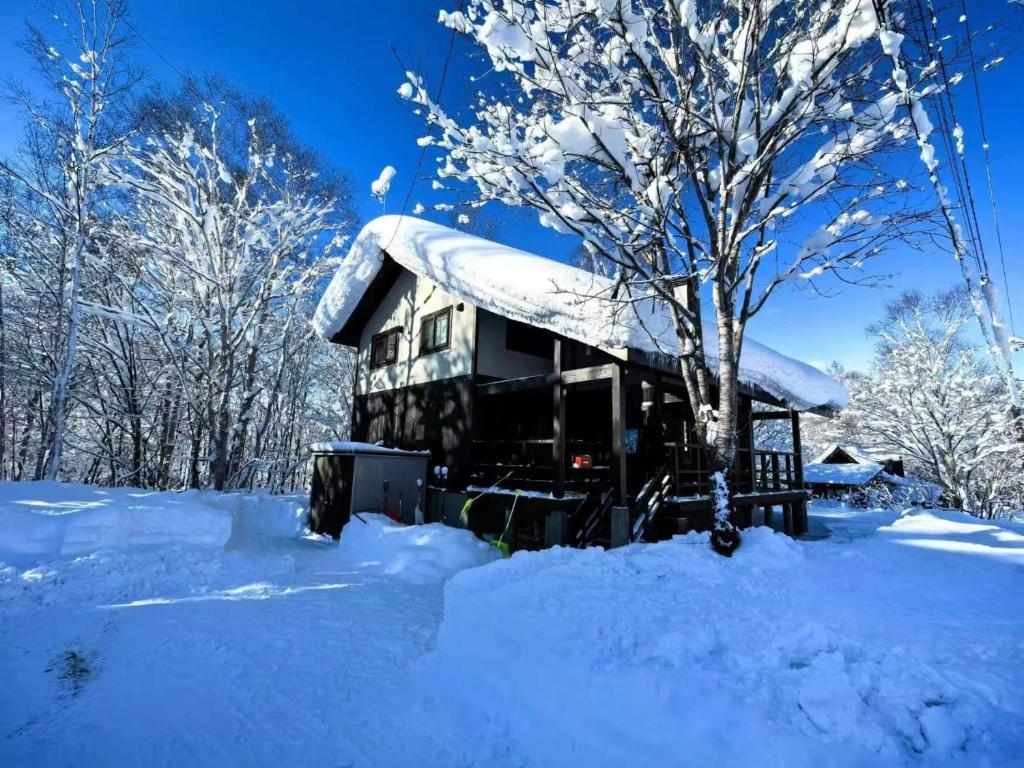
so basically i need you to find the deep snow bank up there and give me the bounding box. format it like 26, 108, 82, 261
0, 482, 306, 565
337, 513, 499, 582
426, 520, 1024, 766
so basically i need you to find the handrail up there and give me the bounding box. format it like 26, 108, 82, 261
631, 463, 672, 543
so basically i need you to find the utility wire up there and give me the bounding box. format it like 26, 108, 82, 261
913, 0, 988, 275
957, 0, 1016, 334
382, 2, 463, 253
122, 17, 186, 80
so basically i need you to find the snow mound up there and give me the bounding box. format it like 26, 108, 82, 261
425, 525, 1023, 765
336, 513, 500, 582
312, 216, 847, 412
224, 492, 308, 542
878, 508, 1024, 559
0, 482, 306, 566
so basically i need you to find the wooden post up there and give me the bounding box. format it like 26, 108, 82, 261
771, 453, 781, 490
790, 409, 804, 488
793, 498, 807, 537
611, 363, 627, 507
610, 506, 630, 548
742, 395, 755, 493
552, 338, 565, 499
544, 509, 568, 547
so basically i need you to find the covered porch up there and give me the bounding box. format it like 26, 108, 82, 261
468, 336, 811, 545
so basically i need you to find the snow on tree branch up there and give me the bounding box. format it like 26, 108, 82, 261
401, 0, 942, 548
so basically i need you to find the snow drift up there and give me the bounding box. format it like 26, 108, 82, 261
336, 513, 500, 583
425, 513, 1024, 766
312, 216, 847, 412
1, 481, 1022, 766
0, 482, 306, 565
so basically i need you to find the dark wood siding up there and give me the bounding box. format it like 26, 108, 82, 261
352, 375, 475, 488
310, 454, 353, 537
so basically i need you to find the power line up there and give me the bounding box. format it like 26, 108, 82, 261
957, 0, 1016, 334
910, 0, 1012, 327
912, 0, 988, 275
122, 17, 186, 80
382, 3, 463, 253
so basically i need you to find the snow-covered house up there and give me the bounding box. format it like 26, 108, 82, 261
313, 216, 847, 546
803, 444, 939, 506
811, 444, 905, 478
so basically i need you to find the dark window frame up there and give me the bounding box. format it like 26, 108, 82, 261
369, 326, 402, 369
419, 306, 452, 356
505, 318, 554, 359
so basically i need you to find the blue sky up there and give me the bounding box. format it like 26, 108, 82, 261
1, 0, 1021, 371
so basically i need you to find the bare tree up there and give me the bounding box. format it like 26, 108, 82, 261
0, 0, 139, 479
100, 111, 348, 489
402, 0, 937, 553
850, 289, 1020, 514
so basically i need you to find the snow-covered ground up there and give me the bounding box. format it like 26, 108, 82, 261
2, 484, 1022, 766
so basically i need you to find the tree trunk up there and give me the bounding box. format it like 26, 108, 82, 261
45, 225, 87, 481
0, 274, 7, 479
15, 391, 40, 481
188, 417, 204, 489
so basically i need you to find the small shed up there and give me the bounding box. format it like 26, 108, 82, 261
811, 444, 905, 477
309, 442, 430, 537
803, 461, 889, 495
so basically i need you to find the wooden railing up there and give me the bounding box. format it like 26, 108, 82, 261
667, 443, 801, 495
471, 439, 801, 498
470, 438, 611, 493
666, 441, 708, 496
631, 464, 672, 543
752, 449, 798, 491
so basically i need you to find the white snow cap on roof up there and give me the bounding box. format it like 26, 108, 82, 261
313, 216, 848, 412
310, 441, 429, 456
811, 443, 899, 465
803, 462, 885, 486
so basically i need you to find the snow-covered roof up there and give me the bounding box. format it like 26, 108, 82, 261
811, 443, 900, 466
313, 216, 847, 412
803, 462, 886, 486
310, 441, 430, 457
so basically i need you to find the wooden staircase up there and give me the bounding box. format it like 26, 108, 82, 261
573, 487, 616, 547
572, 463, 673, 548
630, 464, 673, 543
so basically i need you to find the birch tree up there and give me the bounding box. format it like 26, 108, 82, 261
0, 0, 137, 479
402, 0, 935, 553
101, 111, 347, 489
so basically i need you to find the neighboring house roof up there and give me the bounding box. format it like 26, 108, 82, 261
803, 461, 944, 502
811, 443, 901, 466
803, 461, 887, 486
313, 215, 848, 413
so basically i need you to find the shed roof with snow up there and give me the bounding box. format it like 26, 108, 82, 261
313, 216, 847, 413
802, 461, 887, 487
811, 443, 901, 466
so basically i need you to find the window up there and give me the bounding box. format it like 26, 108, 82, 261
506, 319, 554, 358
370, 327, 401, 368
419, 307, 451, 355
